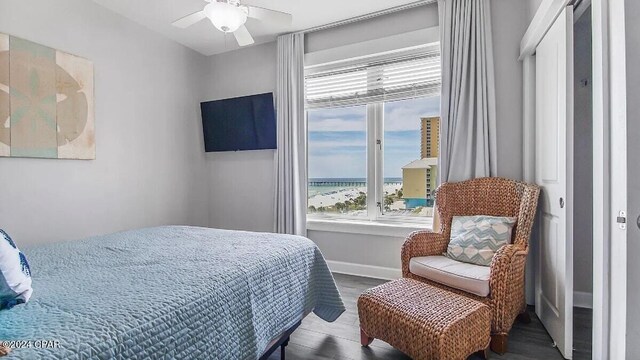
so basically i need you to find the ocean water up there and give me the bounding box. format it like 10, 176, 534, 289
308, 185, 353, 197
308, 178, 401, 197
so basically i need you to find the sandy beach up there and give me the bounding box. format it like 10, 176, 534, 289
308, 183, 403, 208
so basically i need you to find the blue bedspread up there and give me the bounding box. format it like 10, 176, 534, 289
0, 226, 345, 359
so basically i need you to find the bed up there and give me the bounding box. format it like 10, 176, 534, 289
0, 226, 345, 359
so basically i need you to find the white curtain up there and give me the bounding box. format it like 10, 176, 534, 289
274, 33, 307, 236
438, 0, 498, 183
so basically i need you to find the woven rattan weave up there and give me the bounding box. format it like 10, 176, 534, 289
358, 278, 491, 360
401, 177, 540, 353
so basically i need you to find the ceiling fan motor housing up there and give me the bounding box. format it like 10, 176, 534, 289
172, 0, 291, 47
204, 0, 248, 33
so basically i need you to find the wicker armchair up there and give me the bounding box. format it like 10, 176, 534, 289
401, 177, 540, 354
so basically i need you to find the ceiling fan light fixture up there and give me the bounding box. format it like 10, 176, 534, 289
204, 2, 248, 33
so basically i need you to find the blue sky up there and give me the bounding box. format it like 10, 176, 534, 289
308, 96, 440, 179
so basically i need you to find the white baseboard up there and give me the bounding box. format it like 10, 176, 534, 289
326, 260, 401, 281
574, 291, 593, 309
327, 260, 594, 310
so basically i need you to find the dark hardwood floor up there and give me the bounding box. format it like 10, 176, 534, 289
269, 274, 592, 360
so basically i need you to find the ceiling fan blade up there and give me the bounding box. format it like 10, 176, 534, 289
171, 10, 207, 28
233, 25, 255, 47
246, 5, 292, 25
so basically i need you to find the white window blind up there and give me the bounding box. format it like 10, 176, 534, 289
305, 44, 441, 109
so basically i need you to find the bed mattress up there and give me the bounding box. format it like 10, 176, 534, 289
0, 226, 345, 359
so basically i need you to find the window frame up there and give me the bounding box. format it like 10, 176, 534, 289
304, 30, 441, 231
306, 97, 440, 226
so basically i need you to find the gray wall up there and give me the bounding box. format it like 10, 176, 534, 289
201, 42, 278, 232
526, 0, 544, 24
492, 0, 528, 180
309, 231, 405, 270
573, 10, 593, 296
626, 0, 640, 355
305, 4, 439, 53
0, 0, 210, 245
202, 0, 529, 271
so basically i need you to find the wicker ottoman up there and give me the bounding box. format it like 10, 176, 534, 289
358, 278, 491, 360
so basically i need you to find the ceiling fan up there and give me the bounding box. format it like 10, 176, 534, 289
171, 0, 293, 47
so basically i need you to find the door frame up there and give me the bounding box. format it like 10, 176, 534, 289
520, 0, 628, 358
592, 0, 627, 359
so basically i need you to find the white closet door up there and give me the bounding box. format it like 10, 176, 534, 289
534, 6, 574, 360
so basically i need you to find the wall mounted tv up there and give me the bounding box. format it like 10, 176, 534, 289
201, 92, 277, 152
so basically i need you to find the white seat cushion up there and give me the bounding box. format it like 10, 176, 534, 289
409, 256, 491, 297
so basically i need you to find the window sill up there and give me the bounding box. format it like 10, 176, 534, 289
307, 217, 432, 238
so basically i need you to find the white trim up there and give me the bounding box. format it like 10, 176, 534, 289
366, 103, 378, 221
591, 0, 610, 355
304, 27, 440, 68
591, 0, 628, 359
329, 262, 594, 311
374, 102, 384, 219
327, 261, 594, 304
326, 260, 401, 280
591, 0, 628, 357
606, 0, 627, 358
307, 218, 431, 238
574, 291, 593, 309
520, 0, 572, 59
297, 0, 436, 35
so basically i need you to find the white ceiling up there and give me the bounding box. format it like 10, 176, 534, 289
92, 0, 421, 56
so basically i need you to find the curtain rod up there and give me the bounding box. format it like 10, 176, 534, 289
295, 0, 437, 35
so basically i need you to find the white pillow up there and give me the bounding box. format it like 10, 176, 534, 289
0, 229, 32, 309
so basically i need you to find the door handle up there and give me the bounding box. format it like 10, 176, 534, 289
559, 197, 565, 209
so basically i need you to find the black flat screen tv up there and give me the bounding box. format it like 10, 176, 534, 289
201, 92, 277, 152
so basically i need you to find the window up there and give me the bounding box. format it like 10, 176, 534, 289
306, 44, 441, 223
307, 105, 368, 217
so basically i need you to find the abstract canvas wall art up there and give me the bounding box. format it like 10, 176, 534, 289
0, 33, 95, 160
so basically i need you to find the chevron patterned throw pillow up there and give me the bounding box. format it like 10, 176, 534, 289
446, 216, 517, 266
